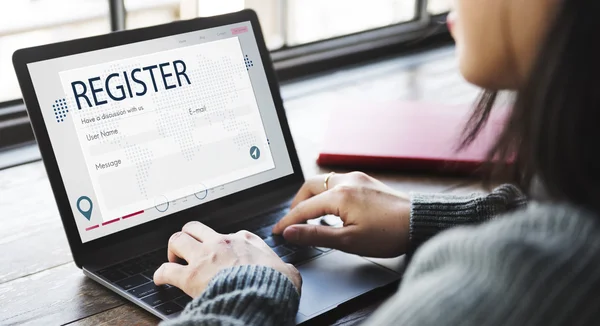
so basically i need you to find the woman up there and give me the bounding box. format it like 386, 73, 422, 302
155, 0, 600, 324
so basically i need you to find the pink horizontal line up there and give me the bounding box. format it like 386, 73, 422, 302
102, 218, 120, 226
122, 210, 144, 219
86, 225, 99, 231
231, 26, 248, 35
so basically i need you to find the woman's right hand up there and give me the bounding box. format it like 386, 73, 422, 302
272, 172, 411, 258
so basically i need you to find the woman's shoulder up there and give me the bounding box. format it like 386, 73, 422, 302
491, 202, 600, 242
424, 201, 600, 251
491, 201, 600, 235
374, 204, 600, 326
407, 201, 600, 288
399, 202, 600, 324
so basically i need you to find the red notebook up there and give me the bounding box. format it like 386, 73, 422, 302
316, 101, 508, 175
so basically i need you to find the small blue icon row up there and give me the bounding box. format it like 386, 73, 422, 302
76, 188, 211, 220
155, 185, 208, 213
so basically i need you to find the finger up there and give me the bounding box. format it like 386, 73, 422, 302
153, 262, 187, 287
274, 191, 340, 234
289, 178, 321, 209
182, 221, 219, 243
282, 224, 349, 249
290, 173, 341, 208
168, 231, 202, 263
235, 230, 261, 242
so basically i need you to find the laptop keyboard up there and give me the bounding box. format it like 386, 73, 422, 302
97, 249, 190, 316
96, 210, 331, 316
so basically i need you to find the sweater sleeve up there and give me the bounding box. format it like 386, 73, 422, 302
161, 265, 300, 326
409, 183, 526, 251
364, 204, 600, 326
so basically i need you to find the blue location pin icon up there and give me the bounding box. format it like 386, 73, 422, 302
77, 196, 93, 221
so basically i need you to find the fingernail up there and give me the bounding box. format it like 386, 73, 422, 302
283, 226, 299, 241
170, 232, 181, 242
153, 265, 162, 282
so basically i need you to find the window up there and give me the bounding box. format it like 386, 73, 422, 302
123, 0, 287, 50
0, 0, 110, 103
285, 0, 416, 46
1, 0, 453, 103
0, 0, 451, 155
428, 0, 452, 15
125, 0, 181, 30
123, 0, 422, 49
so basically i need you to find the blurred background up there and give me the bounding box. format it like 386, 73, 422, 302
0, 0, 453, 166
0, 0, 451, 103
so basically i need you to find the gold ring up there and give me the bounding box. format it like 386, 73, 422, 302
324, 172, 335, 191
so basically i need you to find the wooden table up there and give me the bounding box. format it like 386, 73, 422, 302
0, 46, 484, 325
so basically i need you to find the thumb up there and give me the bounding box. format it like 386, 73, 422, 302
282, 224, 348, 249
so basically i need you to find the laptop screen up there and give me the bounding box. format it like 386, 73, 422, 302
26, 21, 294, 243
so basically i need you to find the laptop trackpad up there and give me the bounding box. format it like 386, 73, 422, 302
296, 250, 400, 319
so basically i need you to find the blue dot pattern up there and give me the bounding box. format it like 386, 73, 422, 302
244, 54, 254, 70
53, 98, 69, 123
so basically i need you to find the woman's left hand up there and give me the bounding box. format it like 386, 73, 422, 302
153, 221, 302, 298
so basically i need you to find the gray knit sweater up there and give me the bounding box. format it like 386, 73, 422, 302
163, 184, 600, 325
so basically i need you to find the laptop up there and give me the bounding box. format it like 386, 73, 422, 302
12, 9, 402, 324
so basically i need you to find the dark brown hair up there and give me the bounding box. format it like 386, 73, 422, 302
461, 0, 600, 212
